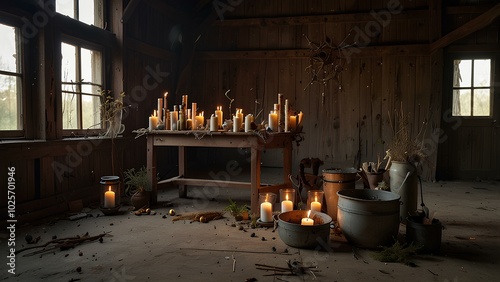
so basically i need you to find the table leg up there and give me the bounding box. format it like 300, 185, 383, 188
178, 146, 187, 198
283, 140, 293, 184
250, 146, 261, 215
147, 136, 157, 205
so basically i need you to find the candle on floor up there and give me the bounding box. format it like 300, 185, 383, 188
301, 210, 314, 226
281, 194, 293, 213
310, 197, 321, 212
104, 186, 115, 208
260, 201, 273, 223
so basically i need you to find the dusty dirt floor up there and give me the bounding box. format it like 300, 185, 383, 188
1, 171, 499, 282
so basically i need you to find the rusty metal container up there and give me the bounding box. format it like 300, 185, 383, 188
277, 210, 332, 249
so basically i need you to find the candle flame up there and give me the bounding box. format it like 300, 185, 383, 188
153, 109, 157, 117
307, 210, 311, 218
201, 111, 204, 117
315, 196, 317, 202
108, 186, 112, 192
286, 194, 289, 201
164, 92, 168, 97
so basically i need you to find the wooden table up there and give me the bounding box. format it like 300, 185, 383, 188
146, 130, 295, 213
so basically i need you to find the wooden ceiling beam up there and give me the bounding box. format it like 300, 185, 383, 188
431, 2, 500, 52
214, 9, 428, 27
195, 44, 430, 60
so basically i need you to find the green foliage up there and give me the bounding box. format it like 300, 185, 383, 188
124, 166, 149, 194
223, 199, 248, 216
371, 241, 420, 263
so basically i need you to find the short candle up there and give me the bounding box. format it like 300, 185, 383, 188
301, 210, 314, 226
281, 194, 293, 213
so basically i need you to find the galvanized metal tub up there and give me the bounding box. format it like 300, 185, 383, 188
337, 189, 400, 248
277, 210, 333, 249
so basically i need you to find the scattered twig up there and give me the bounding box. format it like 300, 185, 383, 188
232, 252, 236, 272
427, 269, 438, 276
16, 232, 110, 256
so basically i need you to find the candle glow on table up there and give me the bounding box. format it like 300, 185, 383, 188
104, 186, 115, 208
281, 194, 293, 213
301, 210, 314, 226
310, 197, 322, 212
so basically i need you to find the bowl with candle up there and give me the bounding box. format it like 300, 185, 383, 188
277, 210, 332, 249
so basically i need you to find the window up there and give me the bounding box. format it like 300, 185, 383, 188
0, 22, 23, 132
56, 0, 104, 28
61, 40, 103, 130
452, 59, 492, 117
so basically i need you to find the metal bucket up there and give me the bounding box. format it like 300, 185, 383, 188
277, 210, 332, 249
337, 189, 400, 249
322, 168, 357, 220
406, 216, 442, 253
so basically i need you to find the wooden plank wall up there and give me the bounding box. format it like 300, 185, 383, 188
188, 0, 440, 179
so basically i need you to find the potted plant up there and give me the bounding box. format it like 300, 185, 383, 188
224, 199, 249, 221
124, 166, 151, 210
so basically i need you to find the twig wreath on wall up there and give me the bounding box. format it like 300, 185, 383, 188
303, 31, 353, 99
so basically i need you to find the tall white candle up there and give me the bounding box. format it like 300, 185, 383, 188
104, 186, 115, 208
260, 201, 273, 223
284, 99, 289, 132
210, 114, 218, 131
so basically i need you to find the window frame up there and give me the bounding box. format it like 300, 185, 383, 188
451, 56, 494, 119
0, 14, 28, 139
60, 34, 106, 136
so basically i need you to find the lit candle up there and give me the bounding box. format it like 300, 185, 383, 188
310, 196, 321, 212
244, 114, 254, 132
194, 112, 204, 130
298, 111, 304, 126
260, 201, 273, 223
277, 94, 283, 132
210, 114, 218, 131
215, 106, 223, 128
301, 210, 314, 226
268, 111, 278, 131
163, 92, 168, 112
233, 115, 241, 132
104, 186, 115, 208
281, 194, 293, 213
289, 115, 297, 131
149, 112, 158, 131
236, 108, 243, 122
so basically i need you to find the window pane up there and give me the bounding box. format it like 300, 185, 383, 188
79, 1, 95, 26
452, 89, 471, 116
473, 89, 490, 117
80, 47, 102, 95
62, 92, 78, 129
0, 23, 19, 73
61, 43, 77, 85
56, 0, 76, 19
82, 94, 100, 129
453, 60, 471, 88
0, 75, 22, 130
473, 59, 491, 87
